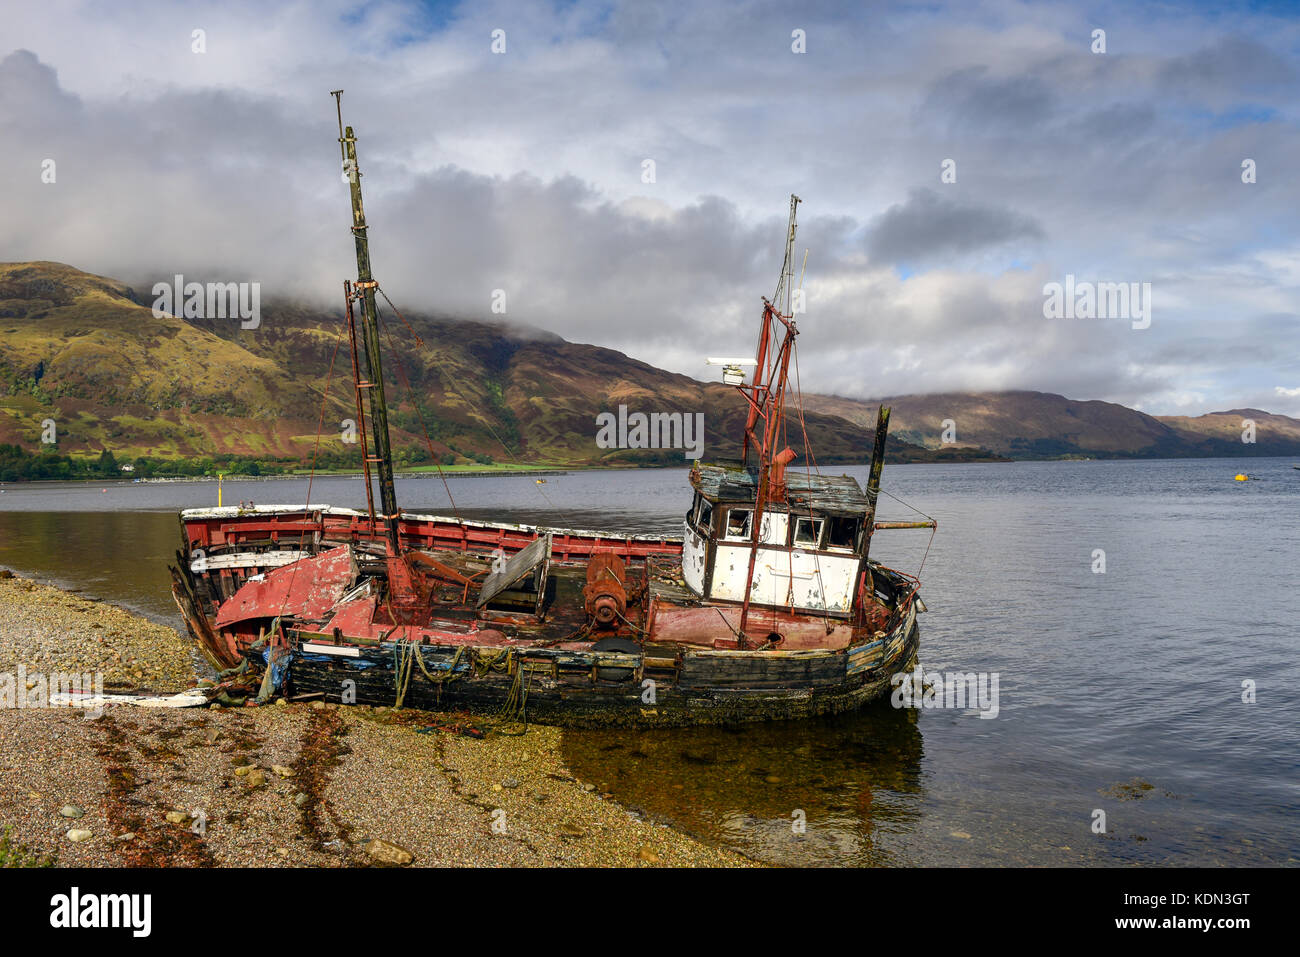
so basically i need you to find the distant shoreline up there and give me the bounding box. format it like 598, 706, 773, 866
7, 451, 1298, 488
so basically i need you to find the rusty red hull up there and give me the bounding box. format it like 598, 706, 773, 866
168, 503, 924, 727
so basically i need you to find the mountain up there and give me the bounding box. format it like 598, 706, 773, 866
0, 262, 989, 470
6, 263, 1294, 471
801, 391, 1300, 459
1153, 409, 1300, 455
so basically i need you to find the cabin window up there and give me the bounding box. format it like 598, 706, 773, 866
793, 516, 824, 547
724, 508, 752, 540
826, 516, 860, 551
695, 500, 713, 533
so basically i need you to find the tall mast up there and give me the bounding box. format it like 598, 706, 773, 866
332, 92, 400, 551
735, 195, 801, 640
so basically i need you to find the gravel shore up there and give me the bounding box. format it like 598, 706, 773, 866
0, 571, 753, 868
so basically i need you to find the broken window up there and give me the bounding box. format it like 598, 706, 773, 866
825, 515, 860, 551
793, 516, 823, 547
695, 499, 713, 533
725, 508, 752, 540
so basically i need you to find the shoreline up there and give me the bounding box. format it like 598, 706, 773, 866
0, 572, 753, 868
7, 453, 1300, 490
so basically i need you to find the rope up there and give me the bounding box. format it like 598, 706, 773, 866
374, 285, 576, 526
272, 320, 347, 627
394, 640, 469, 708
374, 307, 462, 522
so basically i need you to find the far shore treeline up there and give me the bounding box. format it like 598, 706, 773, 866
0, 443, 397, 482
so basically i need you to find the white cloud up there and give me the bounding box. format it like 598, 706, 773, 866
0, 0, 1297, 417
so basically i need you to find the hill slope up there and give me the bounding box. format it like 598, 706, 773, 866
7, 263, 1291, 469
802, 391, 1300, 459
1, 262, 978, 468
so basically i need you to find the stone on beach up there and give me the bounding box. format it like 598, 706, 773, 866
365, 839, 414, 865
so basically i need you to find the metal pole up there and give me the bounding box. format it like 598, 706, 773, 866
862, 405, 891, 559
339, 117, 400, 551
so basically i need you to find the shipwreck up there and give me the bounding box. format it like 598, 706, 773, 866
168, 95, 936, 727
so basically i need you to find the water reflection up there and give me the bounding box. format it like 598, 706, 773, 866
561, 703, 924, 866
0, 510, 183, 627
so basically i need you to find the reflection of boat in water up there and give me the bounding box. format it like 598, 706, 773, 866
168, 95, 935, 727
561, 705, 925, 865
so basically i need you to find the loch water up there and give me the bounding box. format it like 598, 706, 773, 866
1, 457, 1296, 866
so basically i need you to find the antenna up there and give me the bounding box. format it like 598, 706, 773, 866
772, 194, 801, 314
330, 90, 346, 161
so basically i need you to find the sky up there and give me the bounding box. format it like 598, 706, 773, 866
1, 0, 1297, 415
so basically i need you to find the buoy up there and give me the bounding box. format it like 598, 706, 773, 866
1234, 474, 1249, 482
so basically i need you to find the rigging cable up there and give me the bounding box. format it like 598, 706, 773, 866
275, 317, 347, 624
374, 284, 578, 527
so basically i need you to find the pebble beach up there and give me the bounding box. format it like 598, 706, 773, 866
0, 571, 753, 868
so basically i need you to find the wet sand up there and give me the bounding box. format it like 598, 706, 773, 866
0, 572, 753, 868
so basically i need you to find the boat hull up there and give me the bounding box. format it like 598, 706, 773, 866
288, 611, 919, 729
169, 505, 925, 728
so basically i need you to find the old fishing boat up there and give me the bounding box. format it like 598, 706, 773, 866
168, 97, 935, 728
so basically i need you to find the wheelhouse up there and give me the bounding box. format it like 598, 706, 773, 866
682, 463, 869, 615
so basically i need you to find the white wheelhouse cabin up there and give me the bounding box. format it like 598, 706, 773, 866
681, 463, 869, 616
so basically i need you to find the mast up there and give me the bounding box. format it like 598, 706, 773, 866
861, 404, 890, 559
332, 92, 400, 551
735, 195, 802, 640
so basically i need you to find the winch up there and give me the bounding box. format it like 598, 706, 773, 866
583, 551, 627, 629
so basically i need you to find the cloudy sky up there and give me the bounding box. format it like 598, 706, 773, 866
2, 0, 1297, 415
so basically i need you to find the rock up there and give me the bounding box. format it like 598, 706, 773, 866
764, 775, 782, 785
582, 782, 596, 792
491, 784, 503, 792
311, 700, 326, 711
502, 777, 521, 789
272, 765, 294, 778
949, 830, 972, 840
66, 828, 93, 843
365, 839, 414, 865
558, 822, 585, 839
165, 811, 188, 825
59, 805, 84, 819
234, 766, 251, 777
293, 793, 308, 808
117, 833, 136, 841
637, 846, 659, 863
246, 769, 266, 788
275, 698, 288, 707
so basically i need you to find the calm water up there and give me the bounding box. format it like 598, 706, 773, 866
1, 459, 1296, 866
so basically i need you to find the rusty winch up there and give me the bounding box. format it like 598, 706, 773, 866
583, 551, 627, 629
